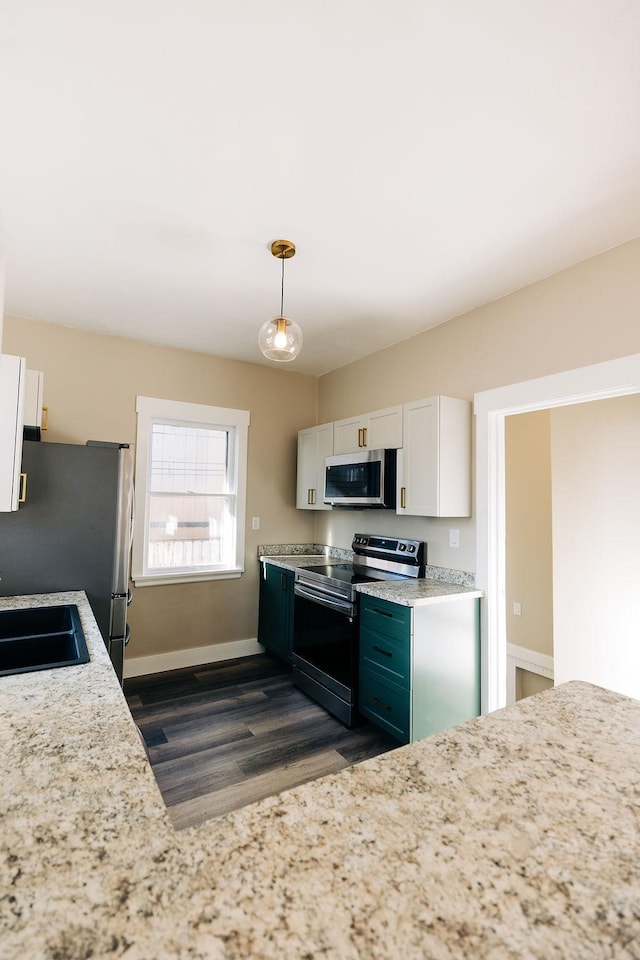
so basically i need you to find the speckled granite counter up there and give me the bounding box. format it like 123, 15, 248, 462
356, 577, 483, 606
2, 591, 640, 958
258, 546, 482, 606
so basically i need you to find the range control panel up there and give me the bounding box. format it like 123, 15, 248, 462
352, 533, 425, 566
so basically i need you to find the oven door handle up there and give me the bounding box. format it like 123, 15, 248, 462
294, 582, 355, 619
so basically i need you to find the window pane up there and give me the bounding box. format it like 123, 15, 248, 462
150, 423, 228, 495
147, 494, 233, 569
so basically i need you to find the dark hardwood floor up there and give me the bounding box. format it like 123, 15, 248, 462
124, 654, 398, 830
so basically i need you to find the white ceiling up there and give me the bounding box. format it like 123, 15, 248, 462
1, 1, 639, 377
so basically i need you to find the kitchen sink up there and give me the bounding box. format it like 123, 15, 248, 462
0, 605, 90, 677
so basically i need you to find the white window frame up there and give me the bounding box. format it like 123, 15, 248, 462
132, 395, 250, 586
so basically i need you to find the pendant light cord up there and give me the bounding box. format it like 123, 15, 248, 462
280, 255, 285, 316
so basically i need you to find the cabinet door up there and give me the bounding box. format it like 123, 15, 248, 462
24, 370, 45, 429
334, 406, 403, 455
297, 422, 333, 510
0, 354, 26, 512
333, 415, 364, 455
366, 405, 403, 449
398, 396, 439, 516
297, 428, 318, 508
258, 563, 294, 661
398, 396, 471, 517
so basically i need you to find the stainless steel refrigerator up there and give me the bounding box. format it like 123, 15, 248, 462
0, 440, 134, 683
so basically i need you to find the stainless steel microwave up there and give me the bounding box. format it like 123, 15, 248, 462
324, 449, 397, 508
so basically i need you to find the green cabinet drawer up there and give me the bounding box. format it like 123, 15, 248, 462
360, 625, 410, 688
359, 668, 410, 743
360, 594, 412, 640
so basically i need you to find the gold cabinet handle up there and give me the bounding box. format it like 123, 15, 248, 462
400, 486, 406, 509
362, 427, 367, 447
357, 428, 362, 447
18, 472, 27, 503
308, 488, 312, 505
41, 406, 49, 431
311, 488, 316, 505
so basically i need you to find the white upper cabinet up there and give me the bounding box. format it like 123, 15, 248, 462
0, 354, 27, 511
297, 422, 334, 510
24, 369, 46, 430
333, 405, 403, 455
397, 396, 471, 517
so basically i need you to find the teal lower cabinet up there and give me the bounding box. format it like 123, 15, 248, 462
358, 593, 480, 743
257, 562, 294, 663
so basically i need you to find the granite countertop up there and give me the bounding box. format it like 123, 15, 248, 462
356, 578, 483, 606
2, 591, 640, 958
259, 545, 482, 606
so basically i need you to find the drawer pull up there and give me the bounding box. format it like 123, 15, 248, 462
372, 644, 392, 658
372, 607, 393, 618
372, 696, 392, 712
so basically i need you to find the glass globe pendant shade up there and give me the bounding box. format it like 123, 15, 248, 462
258, 315, 303, 362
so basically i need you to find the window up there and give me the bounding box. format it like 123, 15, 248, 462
132, 396, 250, 586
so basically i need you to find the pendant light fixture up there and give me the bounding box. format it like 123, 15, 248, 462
258, 239, 303, 362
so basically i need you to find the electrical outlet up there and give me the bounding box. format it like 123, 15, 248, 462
251, 516, 260, 530
513, 602, 522, 616
449, 528, 460, 548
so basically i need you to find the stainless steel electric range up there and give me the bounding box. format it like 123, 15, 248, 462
292, 534, 426, 727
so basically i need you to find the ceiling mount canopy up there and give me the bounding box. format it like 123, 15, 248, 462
258, 239, 303, 363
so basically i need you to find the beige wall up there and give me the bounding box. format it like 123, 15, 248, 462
505, 410, 553, 658
3, 315, 318, 659
550, 394, 640, 699
316, 238, 640, 567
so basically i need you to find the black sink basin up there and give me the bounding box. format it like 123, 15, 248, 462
0, 605, 90, 677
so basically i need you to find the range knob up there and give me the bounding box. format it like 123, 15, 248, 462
398, 543, 406, 551
407, 544, 415, 553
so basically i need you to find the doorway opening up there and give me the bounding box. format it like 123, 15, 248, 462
475, 352, 640, 714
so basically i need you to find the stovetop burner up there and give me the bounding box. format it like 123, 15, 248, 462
297, 561, 407, 586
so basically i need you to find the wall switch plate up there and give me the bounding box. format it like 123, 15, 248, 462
251, 516, 260, 530
513, 602, 522, 616
449, 528, 460, 548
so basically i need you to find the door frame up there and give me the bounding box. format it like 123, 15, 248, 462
474, 352, 640, 715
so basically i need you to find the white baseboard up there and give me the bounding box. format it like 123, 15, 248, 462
124, 638, 265, 679
506, 643, 554, 707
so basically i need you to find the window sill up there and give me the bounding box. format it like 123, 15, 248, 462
133, 568, 244, 587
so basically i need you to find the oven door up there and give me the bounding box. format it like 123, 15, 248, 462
292, 585, 359, 727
